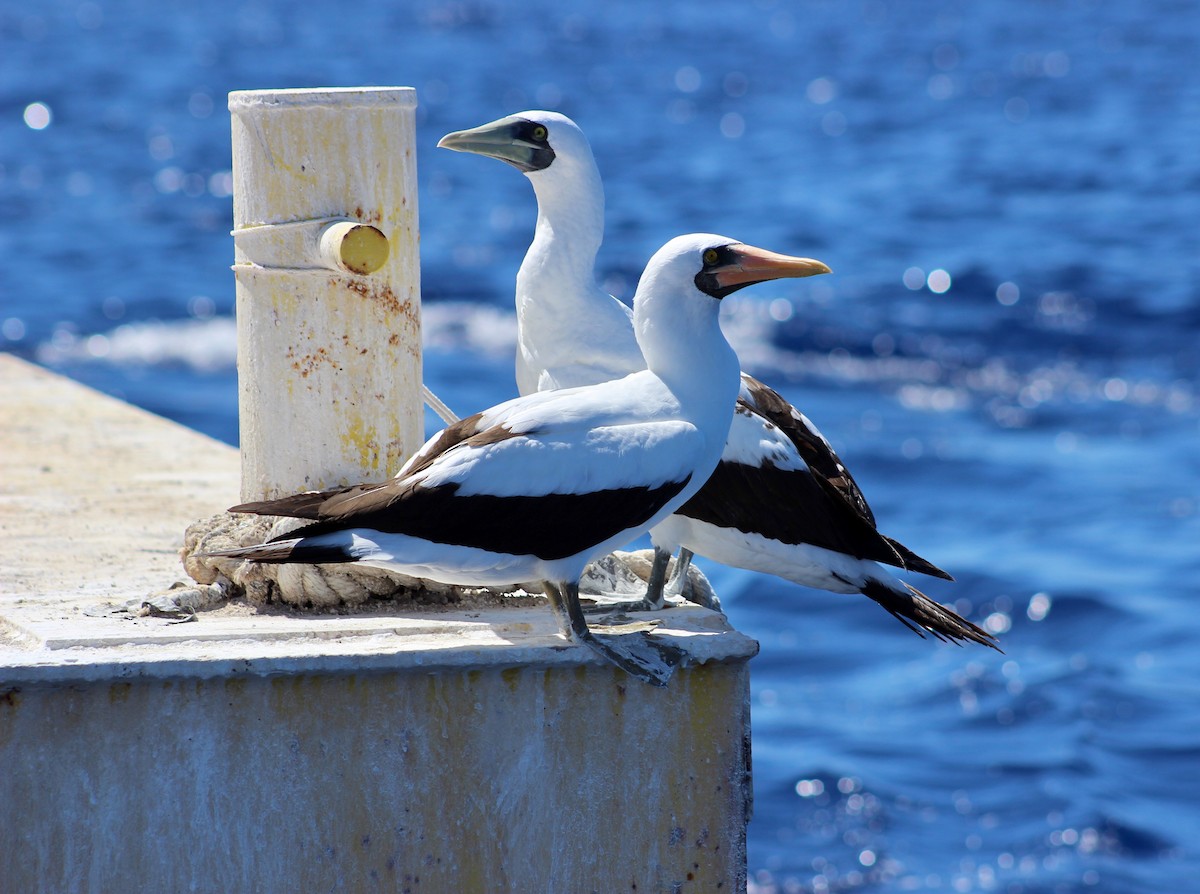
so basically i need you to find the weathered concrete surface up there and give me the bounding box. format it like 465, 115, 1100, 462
0, 354, 758, 892
0, 352, 241, 607
2, 665, 752, 894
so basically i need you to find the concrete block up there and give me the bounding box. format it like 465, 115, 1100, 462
0, 354, 758, 892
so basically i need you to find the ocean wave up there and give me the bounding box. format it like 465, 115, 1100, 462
32, 302, 519, 374
420, 300, 517, 356
32, 299, 1196, 431
35, 316, 238, 372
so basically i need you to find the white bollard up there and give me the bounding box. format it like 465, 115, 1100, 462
229, 87, 422, 501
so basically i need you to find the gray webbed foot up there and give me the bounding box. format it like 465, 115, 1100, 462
587, 629, 685, 687
543, 580, 684, 686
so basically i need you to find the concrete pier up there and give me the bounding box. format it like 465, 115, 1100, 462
0, 353, 758, 892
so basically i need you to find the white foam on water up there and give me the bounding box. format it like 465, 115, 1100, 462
420, 301, 517, 357
33, 302, 1194, 427
33, 303, 520, 373
36, 317, 238, 372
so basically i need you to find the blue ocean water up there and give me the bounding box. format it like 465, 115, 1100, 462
4, 1, 1199, 890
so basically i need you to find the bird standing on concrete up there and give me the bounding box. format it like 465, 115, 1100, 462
204, 234, 833, 683
438, 111, 997, 649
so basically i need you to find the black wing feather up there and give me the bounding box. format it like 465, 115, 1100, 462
676, 374, 952, 580
276, 479, 690, 561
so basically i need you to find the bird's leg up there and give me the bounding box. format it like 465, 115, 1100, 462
583, 546, 671, 614
541, 580, 575, 638
553, 580, 593, 642
553, 581, 682, 687
580, 546, 674, 615
640, 546, 672, 611
663, 547, 693, 599
661, 547, 720, 610
581, 546, 712, 615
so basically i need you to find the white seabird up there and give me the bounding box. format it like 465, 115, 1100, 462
438, 111, 998, 649
204, 234, 832, 684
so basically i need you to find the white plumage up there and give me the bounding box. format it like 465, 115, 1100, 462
439, 110, 998, 649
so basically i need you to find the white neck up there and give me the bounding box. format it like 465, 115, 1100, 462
634, 277, 740, 427
518, 159, 605, 300
512, 149, 647, 394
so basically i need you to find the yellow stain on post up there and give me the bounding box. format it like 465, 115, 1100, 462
268, 280, 301, 317
340, 415, 384, 477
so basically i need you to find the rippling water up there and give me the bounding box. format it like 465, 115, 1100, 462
4, 2, 1198, 890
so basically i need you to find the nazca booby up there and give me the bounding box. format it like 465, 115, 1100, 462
439, 111, 998, 650
204, 235, 831, 684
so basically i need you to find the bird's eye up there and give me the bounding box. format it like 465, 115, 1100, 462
703, 248, 720, 266
531, 125, 548, 142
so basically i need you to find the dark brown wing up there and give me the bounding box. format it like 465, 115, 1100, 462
279, 478, 690, 561
677, 374, 953, 580
739, 374, 876, 525
861, 580, 999, 649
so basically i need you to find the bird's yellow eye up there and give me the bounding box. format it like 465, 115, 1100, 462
703, 248, 720, 265
531, 125, 548, 142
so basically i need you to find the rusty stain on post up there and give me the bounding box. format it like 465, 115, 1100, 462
228, 87, 421, 501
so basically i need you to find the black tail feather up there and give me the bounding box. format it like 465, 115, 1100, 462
882, 535, 955, 581
860, 579, 1001, 651
198, 540, 359, 565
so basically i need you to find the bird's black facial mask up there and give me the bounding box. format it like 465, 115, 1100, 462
507, 119, 556, 173
438, 116, 556, 173
694, 245, 745, 300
